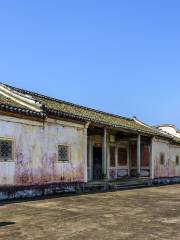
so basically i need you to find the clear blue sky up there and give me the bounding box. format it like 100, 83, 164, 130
0, 1, 180, 127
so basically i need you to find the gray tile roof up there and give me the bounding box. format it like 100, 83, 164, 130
0, 83, 178, 141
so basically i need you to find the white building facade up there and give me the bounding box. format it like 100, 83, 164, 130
0, 83, 180, 200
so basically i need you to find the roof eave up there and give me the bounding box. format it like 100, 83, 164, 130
0, 104, 46, 119
47, 108, 171, 138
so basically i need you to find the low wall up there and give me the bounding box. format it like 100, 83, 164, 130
0, 182, 84, 201
1, 177, 180, 201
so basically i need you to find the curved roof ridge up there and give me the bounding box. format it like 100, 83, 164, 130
0, 82, 174, 139
2, 82, 133, 122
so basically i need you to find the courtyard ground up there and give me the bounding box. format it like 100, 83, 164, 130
0, 185, 180, 240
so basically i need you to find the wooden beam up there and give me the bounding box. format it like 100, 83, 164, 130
0, 110, 44, 122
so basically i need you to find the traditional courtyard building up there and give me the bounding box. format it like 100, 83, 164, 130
0, 82, 180, 200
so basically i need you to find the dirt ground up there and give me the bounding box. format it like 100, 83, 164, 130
0, 185, 180, 240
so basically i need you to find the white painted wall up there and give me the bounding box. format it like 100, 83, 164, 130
169, 145, 180, 177
152, 138, 180, 178
158, 126, 180, 139
0, 115, 85, 186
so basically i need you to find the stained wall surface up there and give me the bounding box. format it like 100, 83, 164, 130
153, 138, 180, 178
0, 115, 85, 186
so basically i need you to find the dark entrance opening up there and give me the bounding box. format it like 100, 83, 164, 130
93, 147, 102, 180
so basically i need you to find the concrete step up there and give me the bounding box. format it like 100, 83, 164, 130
84, 179, 150, 192
109, 183, 147, 191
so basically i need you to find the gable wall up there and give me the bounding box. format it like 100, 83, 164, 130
153, 138, 180, 178
0, 115, 85, 186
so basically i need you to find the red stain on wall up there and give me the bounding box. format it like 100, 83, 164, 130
14, 148, 84, 186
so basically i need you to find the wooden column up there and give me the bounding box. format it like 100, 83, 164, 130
84, 122, 90, 183
137, 134, 141, 175
88, 137, 93, 181
127, 143, 131, 176
103, 127, 107, 178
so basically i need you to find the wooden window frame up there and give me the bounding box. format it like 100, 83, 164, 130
0, 137, 15, 162
176, 156, 179, 166
58, 144, 71, 162
160, 152, 165, 165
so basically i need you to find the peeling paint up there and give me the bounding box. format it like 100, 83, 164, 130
153, 139, 180, 178
0, 115, 85, 186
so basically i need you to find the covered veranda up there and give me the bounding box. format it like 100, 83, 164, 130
86, 124, 153, 182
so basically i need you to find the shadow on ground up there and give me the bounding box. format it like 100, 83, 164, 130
0, 222, 15, 227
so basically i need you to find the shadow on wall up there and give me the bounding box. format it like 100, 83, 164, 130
0, 222, 15, 227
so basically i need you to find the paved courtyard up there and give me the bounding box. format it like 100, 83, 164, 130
0, 185, 180, 240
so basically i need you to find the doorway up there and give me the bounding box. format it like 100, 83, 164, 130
93, 147, 102, 180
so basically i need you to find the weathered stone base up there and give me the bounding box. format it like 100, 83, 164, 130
1, 177, 180, 201
152, 176, 180, 185
84, 177, 180, 192
0, 182, 84, 201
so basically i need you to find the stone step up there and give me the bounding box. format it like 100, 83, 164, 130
109, 183, 147, 191
84, 180, 150, 192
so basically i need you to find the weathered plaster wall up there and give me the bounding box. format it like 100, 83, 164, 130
153, 138, 180, 178
153, 139, 169, 177
169, 145, 180, 177
0, 115, 85, 186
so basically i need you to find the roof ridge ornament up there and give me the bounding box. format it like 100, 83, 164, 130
133, 116, 171, 136
156, 124, 180, 139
